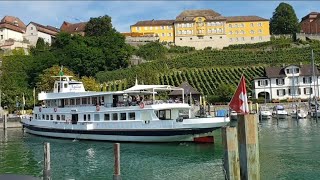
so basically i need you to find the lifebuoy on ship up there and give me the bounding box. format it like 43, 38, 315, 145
39, 107, 42, 112
54, 107, 57, 112
96, 105, 100, 111
139, 102, 145, 109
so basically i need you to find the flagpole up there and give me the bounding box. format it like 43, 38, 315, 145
33, 87, 36, 108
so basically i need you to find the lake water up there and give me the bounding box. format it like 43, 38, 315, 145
0, 118, 320, 180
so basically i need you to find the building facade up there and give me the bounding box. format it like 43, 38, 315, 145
253, 65, 320, 101
0, 16, 26, 43
130, 9, 270, 49
60, 21, 87, 36
130, 20, 175, 43
226, 16, 270, 45
300, 12, 320, 34
25, 22, 60, 46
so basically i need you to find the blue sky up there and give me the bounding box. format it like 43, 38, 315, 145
0, 1, 318, 32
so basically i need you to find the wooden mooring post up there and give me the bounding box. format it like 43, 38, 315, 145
3, 114, 7, 129
222, 127, 240, 180
43, 142, 51, 180
113, 143, 121, 180
237, 114, 260, 180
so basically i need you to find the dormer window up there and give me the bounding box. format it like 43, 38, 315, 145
286, 67, 300, 74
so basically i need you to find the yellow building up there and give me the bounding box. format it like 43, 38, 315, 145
174, 9, 229, 49
130, 9, 270, 49
226, 16, 270, 45
130, 20, 175, 43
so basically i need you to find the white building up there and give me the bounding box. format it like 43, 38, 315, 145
0, 16, 26, 43
253, 65, 320, 101
25, 22, 60, 46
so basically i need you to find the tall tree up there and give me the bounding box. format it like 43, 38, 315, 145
85, 15, 115, 36
270, 2, 300, 34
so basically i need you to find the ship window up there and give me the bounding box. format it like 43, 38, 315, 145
94, 114, 100, 121
84, 114, 86, 121
65, 99, 69, 106
42, 114, 45, 120
50, 115, 53, 120
88, 114, 91, 121
62, 115, 65, 120
129, 112, 135, 120
104, 114, 110, 121
120, 113, 126, 120
76, 98, 80, 105
82, 98, 87, 104
70, 99, 75, 105
88, 97, 91, 105
159, 110, 171, 120
92, 97, 97, 105
112, 113, 118, 121
64, 83, 68, 88
46, 115, 49, 120
57, 115, 60, 120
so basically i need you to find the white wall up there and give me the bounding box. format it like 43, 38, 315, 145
254, 76, 320, 100
175, 35, 229, 49
0, 28, 24, 43
25, 23, 53, 46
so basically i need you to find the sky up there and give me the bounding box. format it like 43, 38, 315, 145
0, 1, 318, 32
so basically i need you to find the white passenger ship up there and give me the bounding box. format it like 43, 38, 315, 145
21, 76, 229, 142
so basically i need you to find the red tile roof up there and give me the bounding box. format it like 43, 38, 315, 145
0, 22, 24, 33
226, 16, 268, 22
131, 20, 174, 26
60, 21, 87, 34
1, 16, 26, 31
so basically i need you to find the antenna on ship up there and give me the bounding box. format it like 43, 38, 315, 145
135, 75, 138, 85
59, 66, 64, 93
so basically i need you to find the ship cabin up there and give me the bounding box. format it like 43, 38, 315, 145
33, 76, 189, 124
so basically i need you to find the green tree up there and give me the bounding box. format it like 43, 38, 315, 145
81, 76, 101, 91
214, 84, 236, 102
12, 48, 25, 55
30, 38, 50, 55
136, 42, 168, 61
270, 2, 300, 34
36, 65, 78, 92
85, 15, 115, 36
0, 56, 32, 111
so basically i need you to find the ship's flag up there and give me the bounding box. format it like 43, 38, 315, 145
229, 75, 249, 114
59, 66, 64, 76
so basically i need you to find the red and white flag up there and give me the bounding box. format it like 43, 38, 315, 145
229, 75, 249, 114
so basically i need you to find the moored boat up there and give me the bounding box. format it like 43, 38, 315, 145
259, 105, 272, 119
272, 105, 288, 119
291, 109, 308, 119
21, 76, 229, 142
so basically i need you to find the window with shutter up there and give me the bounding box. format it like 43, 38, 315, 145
311, 88, 313, 94
276, 79, 279, 85
304, 88, 306, 94
303, 77, 306, 84
277, 90, 279, 96
288, 89, 291, 95
258, 81, 261, 86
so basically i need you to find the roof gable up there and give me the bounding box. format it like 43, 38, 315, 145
28, 22, 60, 36
175, 9, 225, 21
60, 21, 87, 34
1, 16, 26, 30
169, 81, 201, 95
